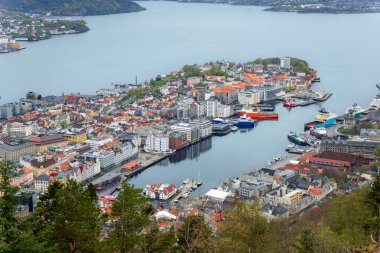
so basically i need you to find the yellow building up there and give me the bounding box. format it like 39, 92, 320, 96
284, 189, 303, 205
64, 132, 88, 143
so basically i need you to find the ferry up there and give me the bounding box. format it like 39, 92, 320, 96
346, 103, 365, 118
237, 106, 279, 120
287, 132, 308, 146
232, 115, 255, 128
304, 108, 337, 130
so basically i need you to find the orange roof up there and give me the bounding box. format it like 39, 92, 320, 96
21, 166, 32, 174
308, 186, 323, 195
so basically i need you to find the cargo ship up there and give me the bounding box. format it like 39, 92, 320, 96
287, 132, 308, 146
304, 108, 337, 130
232, 115, 255, 128
237, 106, 278, 120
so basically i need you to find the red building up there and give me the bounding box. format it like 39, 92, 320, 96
169, 132, 188, 150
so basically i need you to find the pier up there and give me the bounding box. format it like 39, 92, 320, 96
170, 179, 202, 203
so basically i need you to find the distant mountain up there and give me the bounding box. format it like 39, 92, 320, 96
0, 0, 146, 16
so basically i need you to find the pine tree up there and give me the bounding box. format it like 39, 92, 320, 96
0, 161, 18, 245
106, 182, 151, 253
34, 180, 101, 253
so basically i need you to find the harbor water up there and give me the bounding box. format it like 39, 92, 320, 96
1, 1, 380, 192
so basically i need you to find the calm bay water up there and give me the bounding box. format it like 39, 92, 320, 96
1, 2, 380, 190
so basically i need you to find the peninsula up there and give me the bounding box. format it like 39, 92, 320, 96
0, 0, 145, 16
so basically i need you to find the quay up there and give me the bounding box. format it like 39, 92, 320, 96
170, 179, 202, 203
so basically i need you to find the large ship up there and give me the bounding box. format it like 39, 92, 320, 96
237, 106, 279, 120
369, 93, 380, 110
232, 115, 255, 128
287, 132, 308, 146
345, 103, 365, 118
304, 108, 337, 130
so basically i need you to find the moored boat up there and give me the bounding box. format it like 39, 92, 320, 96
287, 132, 308, 146
283, 100, 297, 108
237, 106, 278, 120
345, 103, 365, 118
232, 115, 255, 128
304, 108, 336, 130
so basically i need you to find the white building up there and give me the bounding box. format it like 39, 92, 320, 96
189, 119, 212, 138
280, 57, 291, 69
144, 133, 170, 153
206, 99, 218, 118
144, 183, 177, 200
170, 123, 200, 143
217, 104, 234, 118
5, 122, 34, 137
238, 91, 262, 105
34, 173, 50, 193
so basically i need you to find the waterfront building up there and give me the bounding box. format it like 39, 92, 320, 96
0, 142, 36, 163
212, 86, 238, 105
169, 132, 188, 150
205, 189, 230, 203
239, 179, 269, 198
217, 104, 234, 118
5, 122, 35, 137
206, 97, 218, 118
189, 119, 212, 139
144, 183, 177, 200
170, 123, 200, 143
238, 90, 262, 105
144, 132, 170, 153
320, 139, 380, 156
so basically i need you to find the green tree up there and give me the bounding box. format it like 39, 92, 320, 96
34, 180, 101, 253
106, 182, 151, 253
294, 228, 314, 253
0, 161, 18, 245
177, 214, 213, 253
216, 201, 268, 253
368, 174, 380, 242
140, 224, 176, 253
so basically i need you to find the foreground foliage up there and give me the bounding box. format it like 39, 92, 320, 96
1, 159, 379, 252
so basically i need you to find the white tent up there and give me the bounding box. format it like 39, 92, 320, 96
155, 210, 177, 220
205, 189, 230, 203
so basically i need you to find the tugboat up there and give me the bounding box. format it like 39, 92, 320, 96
287, 132, 308, 146
232, 115, 255, 128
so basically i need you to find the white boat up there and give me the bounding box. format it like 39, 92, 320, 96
183, 179, 189, 184
369, 94, 380, 110
346, 103, 365, 117
231, 126, 238, 132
